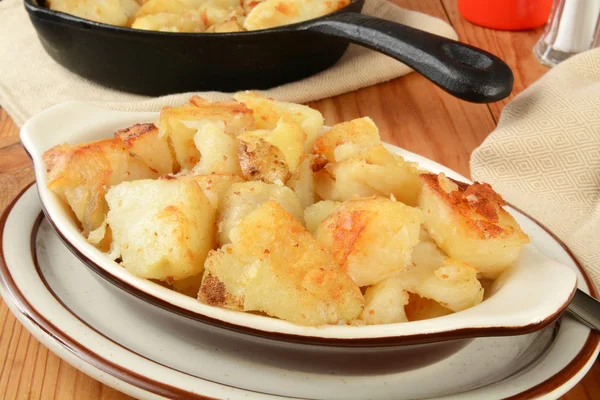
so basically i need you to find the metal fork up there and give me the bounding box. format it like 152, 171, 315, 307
567, 289, 600, 332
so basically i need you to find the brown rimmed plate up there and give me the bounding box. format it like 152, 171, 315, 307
0, 184, 598, 399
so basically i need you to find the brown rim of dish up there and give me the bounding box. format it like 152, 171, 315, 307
0, 183, 598, 399
38, 193, 577, 347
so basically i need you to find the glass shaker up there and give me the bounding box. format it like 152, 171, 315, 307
534, 0, 600, 66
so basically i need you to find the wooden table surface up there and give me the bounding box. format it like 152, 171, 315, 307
0, 0, 599, 399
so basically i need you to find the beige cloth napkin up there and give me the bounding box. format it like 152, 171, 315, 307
471, 48, 600, 288
0, 0, 456, 127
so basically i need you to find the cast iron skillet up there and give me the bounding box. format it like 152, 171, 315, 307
24, 0, 513, 102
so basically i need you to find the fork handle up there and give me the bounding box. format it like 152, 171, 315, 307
567, 289, 600, 332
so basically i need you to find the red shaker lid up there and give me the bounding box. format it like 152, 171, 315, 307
458, 0, 553, 31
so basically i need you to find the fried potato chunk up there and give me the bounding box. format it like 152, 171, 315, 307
394, 240, 484, 312
316, 196, 423, 287
360, 277, 409, 325
313, 117, 380, 163
191, 174, 245, 210
198, 2, 245, 27
243, 0, 350, 31
419, 173, 530, 279
48, 0, 139, 26
314, 145, 422, 206
304, 200, 340, 234
233, 91, 323, 152
105, 178, 215, 281
115, 123, 175, 175
405, 293, 452, 321
192, 121, 242, 176
418, 259, 484, 312
286, 156, 316, 208
43, 138, 159, 235
238, 134, 291, 184
199, 201, 364, 325
158, 98, 254, 170
132, 12, 206, 32
199, 245, 247, 309
238, 116, 307, 183
217, 181, 303, 245
264, 116, 307, 172
242, 0, 263, 13
135, 0, 198, 18
205, 18, 244, 32
171, 273, 204, 297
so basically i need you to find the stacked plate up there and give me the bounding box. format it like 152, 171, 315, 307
1, 103, 598, 399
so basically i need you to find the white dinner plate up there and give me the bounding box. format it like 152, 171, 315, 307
1, 183, 598, 399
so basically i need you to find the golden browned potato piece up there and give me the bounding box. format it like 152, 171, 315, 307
171, 273, 204, 297
316, 196, 423, 287
217, 181, 303, 245
417, 259, 484, 312
304, 200, 340, 233
135, 0, 241, 19
243, 0, 350, 31
286, 156, 316, 208
43, 138, 160, 236
419, 173, 530, 279
115, 123, 175, 175
132, 11, 206, 32
313, 117, 380, 163
191, 174, 245, 210
393, 239, 484, 312
313, 165, 378, 201
314, 145, 422, 206
158, 98, 254, 170
199, 201, 364, 326
105, 177, 215, 281
199, 1, 245, 28
48, 0, 139, 26
192, 121, 243, 176
405, 293, 453, 321
238, 134, 291, 184
264, 116, 307, 172
135, 0, 191, 18
199, 245, 247, 309
242, 0, 263, 13
233, 91, 323, 152
205, 18, 244, 32
360, 277, 409, 325
237, 116, 307, 184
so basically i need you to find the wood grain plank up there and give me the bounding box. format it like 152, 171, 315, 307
0, 144, 30, 175
0, 107, 19, 141
440, 0, 550, 121
40, 350, 62, 400
9, 323, 35, 399
562, 360, 600, 400
0, 313, 27, 400
30, 343, 51, 399
0, 166, 34, 211
0, 0, 597, 398
0, 304, 19, 399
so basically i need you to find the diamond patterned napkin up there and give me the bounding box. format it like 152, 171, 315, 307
0, 0, 456, 127
471, 48, 600, 288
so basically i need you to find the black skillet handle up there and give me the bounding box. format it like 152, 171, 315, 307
302, 12, 514, 103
